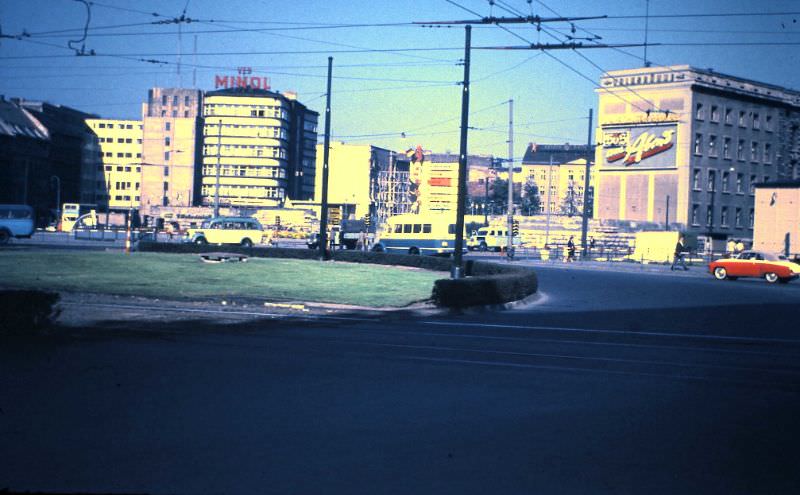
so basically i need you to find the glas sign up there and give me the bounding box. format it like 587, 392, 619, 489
601, 124, 678, 168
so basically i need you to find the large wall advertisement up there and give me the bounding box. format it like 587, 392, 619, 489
599, 123, 677, 169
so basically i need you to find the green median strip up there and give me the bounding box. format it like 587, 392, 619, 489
0, 251, 442, 307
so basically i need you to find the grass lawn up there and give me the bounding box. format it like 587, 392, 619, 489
0, 250, 445, 307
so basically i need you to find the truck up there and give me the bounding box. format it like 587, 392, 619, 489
339, 218, 374, 250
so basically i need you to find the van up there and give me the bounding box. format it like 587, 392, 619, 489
184, 217, 266, 247
0, 204, 35, 244
467, 226, 521, 252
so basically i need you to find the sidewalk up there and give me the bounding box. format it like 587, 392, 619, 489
473, 254, 709, 278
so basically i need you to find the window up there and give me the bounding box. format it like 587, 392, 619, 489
117, 153, 124, 158
125, 138, 132, 143
693, 169, 701, 190
126, 124, 133, 130
184, 110, 189, 118
724, 108, 733, 125
163, 181, 169, 191
125, 153, 132, 158
753, 113, 760, 130
723, 137, 731, 159
108, 124, 114, 129
707, 170, 716, 192
165, 137, 171, 146
694, 133, 703, 155
117, 138, 124, 143
708, 135, 718, 156
162, 95, 167, 105
422, 224, 432, 233
739, 111, 746, 127
164, 151, 170, 161
750, 175, 757, 194
403, 224, 412, 234
722, 171, 730, 192
172, 95, 178, 106
172, 109, 177, 117
707, 206, 714, 227
105, 165, 112, 171
695, 102, 704, 120
393, 224, 402, 234
736, 173, 744, 193
737, 139, 745, 161
710, 105, 720, 122
165, 122, 171, 131
161, 110, 166, 117
692, 205, 700, 226
721, 206, 729, 227
99, 123, 106, 128
764, 143, 772, 163
735, 207, 742, 227
766, 115, 773, 132
751, 141, 759, 162
164, 166, 169, 176
749, 209, 754, 228
184, 95, 190, 105
412, 224, 422, 234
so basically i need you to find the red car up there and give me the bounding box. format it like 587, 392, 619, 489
709, 250, 800, 284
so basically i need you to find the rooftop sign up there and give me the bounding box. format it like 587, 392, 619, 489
214, 66, 271, 91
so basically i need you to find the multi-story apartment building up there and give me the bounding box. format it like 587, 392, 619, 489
595, 65, 800, 242
140, 88, 203, 217
200, 88, 318, 209
85, 118, 143, 210
519, 143, 593, 216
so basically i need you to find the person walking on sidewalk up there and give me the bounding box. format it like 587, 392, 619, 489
566, 235, 576, 262
671, 235, 689, 271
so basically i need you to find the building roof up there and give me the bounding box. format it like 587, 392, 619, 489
754, 180, 800, 189
0, 98, 49, 140
521, 143, 591, 164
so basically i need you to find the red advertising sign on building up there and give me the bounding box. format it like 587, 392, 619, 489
214, 67, 271, 90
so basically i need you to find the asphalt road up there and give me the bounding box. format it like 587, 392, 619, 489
2, 266, 799, 494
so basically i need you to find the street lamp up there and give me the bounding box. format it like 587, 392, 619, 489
50, 175, 61, 224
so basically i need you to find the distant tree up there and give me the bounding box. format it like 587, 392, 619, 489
521, 179, 541, 215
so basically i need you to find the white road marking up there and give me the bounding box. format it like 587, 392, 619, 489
422, 320, 800, 345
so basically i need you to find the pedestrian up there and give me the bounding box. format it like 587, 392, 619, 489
726, 238, 736, 256
735, 239, 745, 253
566, 235, 576, 262
589, 236, 596, 251
356, 230, 366, 251
671, 235, 689, 271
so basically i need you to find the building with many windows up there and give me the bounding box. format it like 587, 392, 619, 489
200, 88, 318, 209
520, 143, 593, 216
140, 88, 203, 218
594, 65, 800, 243
85, 118, 143, 210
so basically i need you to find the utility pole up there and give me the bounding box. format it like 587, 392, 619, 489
545, 155, 553, 247
452, 25, 471, 279
580, 108, 593, 258
214, 120, 221, 217
506, 98, 514, 254
318, 56, 333, 261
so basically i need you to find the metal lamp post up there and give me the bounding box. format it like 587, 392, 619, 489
50, 175, 61, 225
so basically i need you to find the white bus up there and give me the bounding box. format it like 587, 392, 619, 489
372, 213, 465, 256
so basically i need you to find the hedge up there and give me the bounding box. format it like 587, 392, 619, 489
136, 241, 537, 307
0, 290, 61, 335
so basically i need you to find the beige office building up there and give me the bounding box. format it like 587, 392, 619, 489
140, 88, 203, 218
85, 118, 143, 210
595, 65, 800, 242
201, 88, 318, 209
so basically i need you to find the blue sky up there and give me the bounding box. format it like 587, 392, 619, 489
1, 0, 799, 160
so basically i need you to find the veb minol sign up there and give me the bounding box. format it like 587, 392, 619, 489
214, 67, 271, 90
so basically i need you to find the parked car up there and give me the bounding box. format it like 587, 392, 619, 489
467, 226, 521, 252
0, 204, 35, 244
184, 217, 266, 247
708, 250, 800, 284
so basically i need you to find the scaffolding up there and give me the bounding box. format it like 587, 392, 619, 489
374, 169, 412, 228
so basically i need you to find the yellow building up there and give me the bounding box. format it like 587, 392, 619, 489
201, 88, 318, 209
313, 142, 390, 219
516, 159, 591, 216
85, 118, 143, 210
595, 65, 800, 243
140, 88, 203, 217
